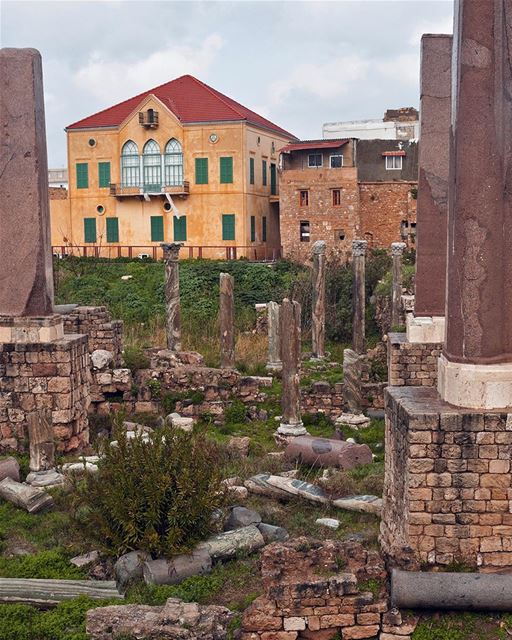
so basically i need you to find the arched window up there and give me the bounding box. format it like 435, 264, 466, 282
164, 139, 183, 186
121, 140, 140, 188
143, 139, 161, 192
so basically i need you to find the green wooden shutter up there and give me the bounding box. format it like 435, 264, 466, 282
98, 162, 111, 188
173, 215, 187, 242
249, 158, 255, 185
222, 214, 235, 241
270, 163, 277, 195
262, 160, 267, 186
262, 216, 267, 242
195, 158, 208, 184
106, 217, 119, 243
220, 157, 233, 184
76, 163, 89, 189
151, 216, 164, 242
83, 217, 96, 243
250, 216, 256, 242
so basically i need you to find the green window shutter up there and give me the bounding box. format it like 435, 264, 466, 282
98, 162, 111, 188
249, 158, 255, 185
83, 217, 96, 243
173, 215, 187, 242
76, 163, 89, 189
195, 158, 208, 184
262, 216, 267, 242
220, 157, 233, 184
106, 217, 119, 243
270, 163, 277, 195
250, 216, 256, 242
151, 216, 164, 242
222, 214, 235, 241
262, 160, 267, 186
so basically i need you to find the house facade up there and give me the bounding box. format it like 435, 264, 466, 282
51, 75, 296, 260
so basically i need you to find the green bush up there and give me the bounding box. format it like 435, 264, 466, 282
67, 420, 225, 557
224, 399, 247, 424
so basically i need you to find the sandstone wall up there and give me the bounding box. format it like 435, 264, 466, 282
387, 333, 441, 388
359, 182, 416, 248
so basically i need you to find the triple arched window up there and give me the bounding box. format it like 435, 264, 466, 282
120, 139, 183, 191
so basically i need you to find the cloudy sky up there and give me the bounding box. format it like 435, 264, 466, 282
2, 0, 453, 167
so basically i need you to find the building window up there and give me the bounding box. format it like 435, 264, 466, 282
332, 189, 341, 206
173, 215, 187, 241
150, 215, 164, 242
98, 162, 111, 188
308, 153, 322, 168
83, 217, 96, 243
121, 140, 140, 188
250, 215, 256, 242
249, 157, 255, 185
164, 139, 183, 186
106, 217, 119, 243
300, 190, 309, 207
262, 216, 267, 242
222, 214, 235, 241
76, 163, 88, 189
300, 221, 310, 242
143, 140, 162, 192
386, 155, 403, 170
270, 163, 277, 195
220, 157, 234, 183
335, 229, 345, 241
195, 157, 209, 184
330, 154, 343, 168
262, 160, 267, 186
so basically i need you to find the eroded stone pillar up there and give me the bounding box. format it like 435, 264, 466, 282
311, 240, 326, 359
266, 301, 282, 372
352, 240, 367, 355
161, 243, 182, 351
391, 242, 406, 329
220, 273, 235, 369
277, 299, 306, 436
407, 34, 452, 344
438, 0, 512, 409
27, 410, 54, 472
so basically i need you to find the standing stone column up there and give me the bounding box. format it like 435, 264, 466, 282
391, 242, 406, 329
311, 240, 326, 359
27, 410, 54, 472
438, 0, 512, 409
219, 273, 235, 368
352, 240, 368, 355
277, 299, 306, 437
161, 243, 182, 351
266, 301, 282, 372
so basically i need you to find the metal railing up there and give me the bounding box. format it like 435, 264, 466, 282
109, 182, 190, 197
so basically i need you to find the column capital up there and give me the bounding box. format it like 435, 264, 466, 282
161, 243, 183, 261
352, 240, 368, 257
312, 240, 327, 256
391, 242, 407, 256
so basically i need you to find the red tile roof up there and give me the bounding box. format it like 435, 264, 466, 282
66, 75, 296, 139
279, 139, 349, 153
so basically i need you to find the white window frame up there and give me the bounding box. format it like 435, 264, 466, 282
330, 154, 344, 168
385, 155, 403, 170
308, 153, 323, 168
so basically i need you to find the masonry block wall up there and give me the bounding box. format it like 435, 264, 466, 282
388, 332, 441, 387
382, 386, 512, 569
62, 306, 123, 365
343, 348, 387, 412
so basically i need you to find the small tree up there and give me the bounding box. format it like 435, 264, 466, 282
68, 420, 225, 557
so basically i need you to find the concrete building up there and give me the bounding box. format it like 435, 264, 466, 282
51, 75, 296, 259
323, 108, 419, 142
49, 168, 68, 189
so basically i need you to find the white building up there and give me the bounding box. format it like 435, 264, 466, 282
48, 168, 68, 189
323, 108, 419, 142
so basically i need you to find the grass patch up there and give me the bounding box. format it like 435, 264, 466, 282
0, 549, 85, 580
412, 612, 508, 640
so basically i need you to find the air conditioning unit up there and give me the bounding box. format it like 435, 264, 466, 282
137, 253, 150, 260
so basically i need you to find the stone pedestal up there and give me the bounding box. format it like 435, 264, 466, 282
381, 386, 512, 570
161, 243, 182, 352
266, 301, 282, 373
311, 240, 326, 359
0, 315, 64, 344
406, 315, 445, 344
352, 240, 367, 355
219, 273, 235, 369
391, 242, 406, 329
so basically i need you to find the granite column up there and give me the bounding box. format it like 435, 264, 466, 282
352, 240, 367, 355
219, 273, 235, 369
311, 240, 326, 359
161, 243, 182, 351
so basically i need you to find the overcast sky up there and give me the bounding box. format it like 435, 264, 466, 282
1, 0, 453, 167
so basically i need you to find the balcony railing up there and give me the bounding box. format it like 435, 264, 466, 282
109, 182, 190, 197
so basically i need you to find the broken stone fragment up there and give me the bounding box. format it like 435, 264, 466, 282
224, 506, 262, 531
25, 469, 65, 487
70, 551, 101, 568
335, 412, 371, 428
228, 436, 250, 457
143, 549, 212, 586
244, 473, 329, 504
91, 350, 114, 370
196, 525, 265, 561
114, 550, 151, 592
332, 494, 383, 515
257, 523, 289, 543
62, 461, 99, 474
285, 435, 373, 470
0, 478, 54, 513
0, 457, 20, 483
226, 486, 248, 499
315, 517, 340, 530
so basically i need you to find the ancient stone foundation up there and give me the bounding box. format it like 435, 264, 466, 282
343, 348, 386, 412
387, 333, 441, 388
61, 306, 123, 365
382, 386, 512, 570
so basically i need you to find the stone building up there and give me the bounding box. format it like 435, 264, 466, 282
50, 75, 296, 260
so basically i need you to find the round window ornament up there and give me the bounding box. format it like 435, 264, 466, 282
163, 202, 172, 212
88, 138, 96, 147
96, 204, 105, 215
209, 133, 219, 144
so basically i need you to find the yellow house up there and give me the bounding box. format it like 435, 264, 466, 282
51, 75, 296, 260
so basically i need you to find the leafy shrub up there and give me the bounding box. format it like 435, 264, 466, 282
224, 399, 247, 424
67, 420, 225, 557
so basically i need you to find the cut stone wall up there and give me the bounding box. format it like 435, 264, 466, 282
387, 332, 442, 387
382, 386, 512, 569
61, 306, 123, 365
301, 381, 344, 418
0, 335, 90, 452
343, 348, 387, 413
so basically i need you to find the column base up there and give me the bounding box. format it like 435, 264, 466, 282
0, 315, 64, 343
406, 315, 445, 344
277, 422, 307, 436
438, 353, 512, 409
265, 362, 282, 373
